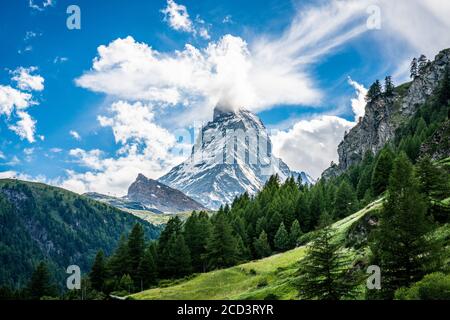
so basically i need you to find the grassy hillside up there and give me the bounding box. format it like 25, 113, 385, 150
131, 199, 382, 300
125, 209, 195, 225
0, 179, 161, 288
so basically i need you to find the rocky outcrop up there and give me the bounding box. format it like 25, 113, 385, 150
324, 48, 450, 177
127, 174, 207, 213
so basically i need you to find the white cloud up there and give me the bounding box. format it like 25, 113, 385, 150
0, 67, 44, 143
49, 148, 62, 153
59, 101, 188, 195
161, 0, 194, 33
272, 116, 354, 178
69, 130, 81, 140
29, 0, 54, 11
0, 151, 5, 160
347, 77, 367, 121
11, 67, 45, 92
54, 56, 69, 64
75, 34, 322, 124
0, 85, 34, 116
8, 111, 37, 143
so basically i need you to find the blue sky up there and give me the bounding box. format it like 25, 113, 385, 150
1, 0, 450, 195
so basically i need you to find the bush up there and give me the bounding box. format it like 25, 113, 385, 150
395, 273, 450, 300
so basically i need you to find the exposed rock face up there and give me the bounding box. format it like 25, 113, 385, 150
127, 174, 207, 213
324, 48, 450, 177
159, 107, 313, 210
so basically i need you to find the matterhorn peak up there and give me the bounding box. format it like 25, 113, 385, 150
159, 108, 312, 209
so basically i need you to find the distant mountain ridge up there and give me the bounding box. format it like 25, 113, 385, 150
127, 174, 207, 213
159, 107, 313, 209
0, 179, 160, 288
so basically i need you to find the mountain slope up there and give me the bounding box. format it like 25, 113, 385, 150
0, 179, 160, 288
159, 108, 312, 209
130, 201, 379, 300
127, 174, 207, 213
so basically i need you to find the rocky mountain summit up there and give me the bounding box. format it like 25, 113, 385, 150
323, 48, 450, 178
159, 107, 313, 209
127, 174, 207, 213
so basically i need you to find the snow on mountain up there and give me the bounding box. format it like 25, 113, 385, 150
159, 107, 313, 210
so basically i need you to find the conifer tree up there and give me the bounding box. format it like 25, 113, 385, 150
159, 233, 192, 278
137, 244, 157, 290
410, 58, 418, 79
371, 147, 394, 196
28, 261, 56, 300
384, 76, 395, 98
90, 250, 107, 292
290, 219, 303, 247
366, 80, 382, 103
296, 193, 310, 232
184, 211, 212, 272
332, 179, 357, 219
253, 231, 272, 258
297, 214, 359, 300
274, 222, 290, 251
418, 54, 428, 76
127, 223, 145, 281
416, 156, 449, 200
369, 153, 441, 299
205, 212, 239, 269
107, 235, 129, 278
436, 65, 450, 106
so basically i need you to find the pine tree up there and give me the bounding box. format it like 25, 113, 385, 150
410, 58, 418, 79
417, 156, 449, 200
371, 147, 394, 196
332, 179, 357, 219
253, 231, 272, 258
137, 244, 157, 291
28, 261, 56, 300
127, 223, 145, 282
274, 222, 290, 251
296, 192, 310, 232
108, 234, 129, 277
159, 233, 192, 278
384, 76, 395, 98
90, 250, 107, 292
369, 153, 441, 299
418, 54, 428, 76
184, 211, 212, 272
366, 80, 382, 103
290, 219, 303, 247
118, 274, 133, 294
436, 65, 450, 106
205, 212, 239, 269
297, 214, 359, 300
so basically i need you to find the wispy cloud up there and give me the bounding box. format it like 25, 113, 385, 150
29, 0, 54, 11
69, 130, 81, 141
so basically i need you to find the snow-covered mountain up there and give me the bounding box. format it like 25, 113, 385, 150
159, 107, 313, 210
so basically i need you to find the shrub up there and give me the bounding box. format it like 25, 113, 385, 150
395, 273, 450, 300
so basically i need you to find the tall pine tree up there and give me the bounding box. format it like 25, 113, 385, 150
297, 214, 359, 300
369, 153, 441, 299
371, 147, 394, 196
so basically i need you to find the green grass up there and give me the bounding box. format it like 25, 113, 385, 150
125, 209, 195, 225
130, 199, 382, 300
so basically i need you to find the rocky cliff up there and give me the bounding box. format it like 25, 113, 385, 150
127, 174, 207, 213
323, 48, 450, 178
